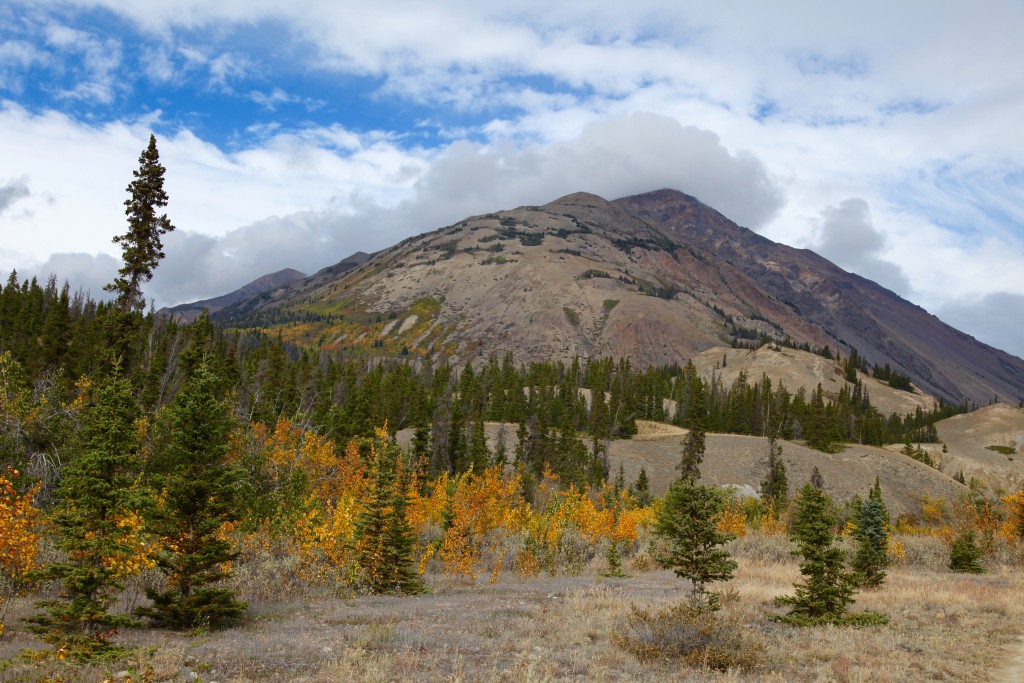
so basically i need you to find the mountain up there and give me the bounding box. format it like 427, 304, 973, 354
212, 189, 1024, 406
162, 268, 308, 322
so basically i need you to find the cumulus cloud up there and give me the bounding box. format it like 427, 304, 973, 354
814, 198, 911, 295
415, 113, 783, 228
143, 113, 783, 306
26, 252, 119, 300
3, 0, 1024, 356
937, 293, 1024, 360
0, 176, 30, 214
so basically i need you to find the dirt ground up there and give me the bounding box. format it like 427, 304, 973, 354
3, 537, 1022, 682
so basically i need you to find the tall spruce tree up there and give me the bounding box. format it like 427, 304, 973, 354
26, 371, 144, 659
653, 477, 737, 611
105, 135, 175, 313
136, 364, 246, 629
760, 437, 788, 508
678, 380, 707, 481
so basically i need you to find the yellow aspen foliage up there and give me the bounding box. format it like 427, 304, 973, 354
759, 507, 788, 535
0, 467, 42, 577
953, 495, 1001, 554
1000, 491, 1024, 543
715, 497, 748, 538
101, 509, 157, 578
886, 536, 907, 563
920, 494, 946, 524
0, 467, 42, 636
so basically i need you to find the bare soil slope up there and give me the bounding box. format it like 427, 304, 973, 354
935, 403, 1024, 491
691, 345, 936, 417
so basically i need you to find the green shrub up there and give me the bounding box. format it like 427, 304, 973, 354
949, 530, 985, 573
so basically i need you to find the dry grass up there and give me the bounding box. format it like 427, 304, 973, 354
2, 534, 1022, 682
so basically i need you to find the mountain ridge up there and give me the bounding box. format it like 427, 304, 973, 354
162, 267, 307, 322
203, 189, 1024, 405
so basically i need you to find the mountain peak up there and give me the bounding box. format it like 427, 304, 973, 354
543, 191, 613, 209
206, 189, 1024, 404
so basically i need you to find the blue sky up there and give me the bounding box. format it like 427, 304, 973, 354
1, 0, 1023, 358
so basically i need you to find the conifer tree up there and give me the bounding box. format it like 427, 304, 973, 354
760, 437, 788, 508
949, 530, 985, 574
106, 135, 175, 313
810, 466, 825, 490
26, 371, 144, 658
851, 480, 890, 588
467, 415, 491, 472
351, 428, 424, 594
678, 381, 707, 481
775, 484, 863, 625
136, 364, 246, 629
654, 477, 737, 611
632, 467, 652, 507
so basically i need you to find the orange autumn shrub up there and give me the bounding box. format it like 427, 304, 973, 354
1000, 491, 1024, 543
0, 467, 42, 636
716, 497, 748, 538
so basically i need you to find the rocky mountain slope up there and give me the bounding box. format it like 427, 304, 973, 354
211, 189, 1024, 406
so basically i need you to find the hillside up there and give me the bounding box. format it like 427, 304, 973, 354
690, 345, 936, 418
162, 268, 306, 322
398, 420, 965, 517
933, 403, 1024, 491
211, 189, 1024, 405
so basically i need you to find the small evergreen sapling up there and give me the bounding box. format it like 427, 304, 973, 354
949, 530, 985, 574
632, 466, 652, 507
774, 484, 885, 625
351, 427, 425, 594
654, 477, 737, 612
851, 480, 890, 588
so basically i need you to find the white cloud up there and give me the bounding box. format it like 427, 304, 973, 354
141, 112, 782, 306
813, 198, 910, 295
0, 39, 49, 93
3, 0, 1024, 356
0, 101, 428, 264
26, 252, 119, 301
42, 22, 122, 103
